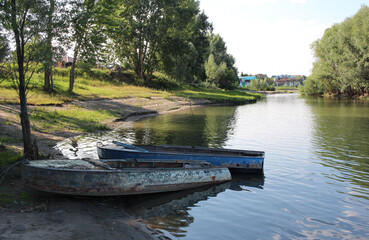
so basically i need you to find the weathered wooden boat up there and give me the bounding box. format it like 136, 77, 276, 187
97, 141, 265, 173
21, 159, 231, 196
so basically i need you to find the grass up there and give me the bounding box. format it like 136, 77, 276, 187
0, 69, 261, 105
29, 107, 122, 133
174, 86, 261, 103
0, 193, 13, 203
0, 146, 23, 167
0, 137, 23, 167
276, 86, 299, 90
162, 91, 173, 100
0, 72, 164, 105
0, 68, 262, 136
0, 137, 22, 144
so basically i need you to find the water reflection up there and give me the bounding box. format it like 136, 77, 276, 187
307, 97, 369, 199
54, 94, 369, 239
122, 174, 264, 238
115, 106, 237, 148
56, 106, 238, 159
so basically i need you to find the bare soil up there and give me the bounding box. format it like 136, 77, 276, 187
0, 96, 212, 240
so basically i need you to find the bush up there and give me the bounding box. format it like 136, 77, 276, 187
299, 77, 323, 95
53, 67, 70, 77
85, 69, 112, 81
145, 72, 181, 90
251, 78, 275, 91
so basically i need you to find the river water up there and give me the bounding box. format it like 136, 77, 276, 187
57, 94, 369, 239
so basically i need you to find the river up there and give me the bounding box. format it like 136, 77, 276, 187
57, 93, 369, 239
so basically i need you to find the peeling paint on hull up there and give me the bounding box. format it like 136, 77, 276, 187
21, 160, 231, 196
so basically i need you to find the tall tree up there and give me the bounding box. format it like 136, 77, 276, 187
205, 34, 238, 89
68, 0, 106, 92
0, 30, 10, 83
307, 5, 369, 97
0, 30, 9, 63
111, 0, 201, 82
158, 5, 212, 83
43, 0, 54, 92
0, 0, 47, 159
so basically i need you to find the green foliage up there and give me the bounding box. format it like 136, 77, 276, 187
306, 5, 369, 97
299, 77, 323, 95
158, 5, 212, 83
145, 72, 181, 90
53, 67, 113, 82
251, 78, 275, 91
85, 69, 112, 81
0, 32, 9, 62
204, 34, 238, 89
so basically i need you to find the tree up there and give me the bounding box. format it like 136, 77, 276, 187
41, 0, 68, 92
0, 31, 10, 83
158, 6, 212, 83
68, 0, 106, 92
308, 5, 369, 97
110, 0, 203, 82
0, 0, 48, 159
204, 34, 238, 89
43, 0, 55, 91
0, 31, 9, 63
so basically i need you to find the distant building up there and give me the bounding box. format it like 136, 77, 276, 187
57, 56, 74, 68
273, 75, 305, 87
239, 76, 257, 87
256, 74, 268, 79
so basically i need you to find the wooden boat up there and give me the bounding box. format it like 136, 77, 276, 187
97, 141, 265, 173
21, 159, 231, 196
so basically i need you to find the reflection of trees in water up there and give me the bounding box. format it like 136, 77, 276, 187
123, 174, 265, 239
125, 183, 229, 238
307, 97, 369, 198
116, 106, 237, 148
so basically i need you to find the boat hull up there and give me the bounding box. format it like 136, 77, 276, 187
21, 160, 231, 196
97, 144, 264, 173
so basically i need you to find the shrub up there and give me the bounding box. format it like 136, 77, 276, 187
299, 77, 323, 95
145, 72, 181, 90
251, 78, 275, 91
85, 69, 112, 81
53, 67, 70, 77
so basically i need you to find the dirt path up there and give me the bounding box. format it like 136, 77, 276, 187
0, 96, 213, 239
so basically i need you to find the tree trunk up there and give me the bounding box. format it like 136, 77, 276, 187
11, 0, 38, 159
43, 0, 54, 92
68, 47, 79, 92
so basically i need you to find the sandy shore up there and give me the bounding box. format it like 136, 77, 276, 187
0, 95, 215, 240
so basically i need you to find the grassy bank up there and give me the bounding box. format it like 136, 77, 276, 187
0, 69, 261, 165
0, 70, 260, 105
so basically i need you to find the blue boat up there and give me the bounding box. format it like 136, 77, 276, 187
97, 141, 265, 173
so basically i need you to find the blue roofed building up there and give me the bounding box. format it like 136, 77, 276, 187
239, 76, 257, 87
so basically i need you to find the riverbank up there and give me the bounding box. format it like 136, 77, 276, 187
0, 94, 238, 239
0, 96, 217, 159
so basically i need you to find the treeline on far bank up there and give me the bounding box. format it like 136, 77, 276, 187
301, 5, 369, 98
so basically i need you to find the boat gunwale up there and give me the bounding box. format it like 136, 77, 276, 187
98, 145, 265, 158
21, 161, 228, 173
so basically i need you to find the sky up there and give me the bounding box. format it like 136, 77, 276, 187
199, 0, 369, 77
